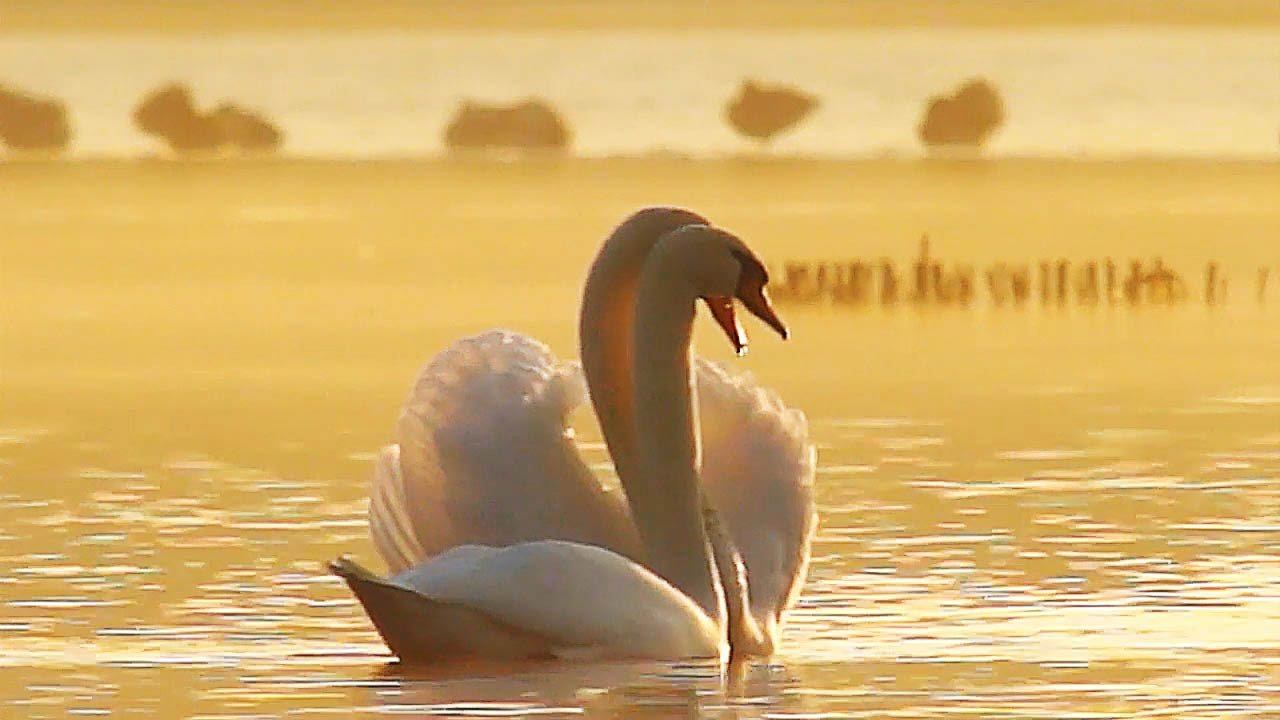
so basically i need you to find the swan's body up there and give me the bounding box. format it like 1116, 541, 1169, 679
333, 209, 816, 662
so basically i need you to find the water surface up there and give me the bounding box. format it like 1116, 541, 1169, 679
2, 158, 1279, 717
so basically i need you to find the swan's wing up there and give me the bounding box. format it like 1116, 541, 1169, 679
368, 445, 423, 576
370, 330, 639, 574
695, 359, 817, 629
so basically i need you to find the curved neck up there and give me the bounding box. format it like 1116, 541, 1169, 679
629, 249, 725, 623
579, 248, 644, 485
580, 212, 765, 652
579, 209, 707, 487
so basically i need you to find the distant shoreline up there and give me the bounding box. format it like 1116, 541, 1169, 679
8, 0, 1280, 33
2, 155, 1278, 169
5, 29, 1274, 160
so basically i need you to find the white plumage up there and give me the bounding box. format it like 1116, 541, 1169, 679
333, 210, 816, 662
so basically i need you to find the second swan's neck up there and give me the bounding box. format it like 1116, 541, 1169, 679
579, 208, 707, 493
629, 255, 725, 625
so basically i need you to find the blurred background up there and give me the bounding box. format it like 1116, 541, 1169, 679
2, 2, 1279, 718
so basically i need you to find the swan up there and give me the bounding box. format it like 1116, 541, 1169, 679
330, 208, 816, 662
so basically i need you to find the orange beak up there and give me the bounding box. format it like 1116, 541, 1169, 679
739, 283, 789, 342
703, 280, 788, 357
705, 296, 749, 356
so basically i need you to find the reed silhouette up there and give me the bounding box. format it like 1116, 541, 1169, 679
133, 83, 282, 154
1205, 262, 1227, 305
443, 98, 571, 153
917, 78, 1005, 153
724, 79, 819, 147
909, 237, 975, 306
771, 238, 1259, 309
0, 84, 71, 153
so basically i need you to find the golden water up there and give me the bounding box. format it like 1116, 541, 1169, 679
2, 158, 1279, 717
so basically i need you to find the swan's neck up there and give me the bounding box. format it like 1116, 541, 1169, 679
703, 495, 772, 659
579, 209, 707, 493
630, 268, 725, 624
580, 260, 641, 485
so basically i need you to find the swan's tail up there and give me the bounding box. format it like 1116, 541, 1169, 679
328, 557, 553, 663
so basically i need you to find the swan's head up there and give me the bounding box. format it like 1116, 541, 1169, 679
670, 225, 789, 356
614, 206, 710, 243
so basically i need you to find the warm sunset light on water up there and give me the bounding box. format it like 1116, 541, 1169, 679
1, 2, 1278, 717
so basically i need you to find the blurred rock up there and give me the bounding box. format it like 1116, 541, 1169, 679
133, 83, 220, 151
133, 83, 282, 154
443, 99, 571, 153
210, 103, 283, 152
724, 79, 819, 145
917, 78, 1005, 152
0, 84, 72, 153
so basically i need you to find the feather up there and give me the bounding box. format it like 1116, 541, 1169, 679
694, 358, 818, 635
370, 330, 639, 575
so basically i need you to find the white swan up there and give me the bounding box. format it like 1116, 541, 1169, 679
331, 208, 816, 662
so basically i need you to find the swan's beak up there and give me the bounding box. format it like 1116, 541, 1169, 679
738, 283, 789, 343
704, 285, 789, 357
705, 250, 789, 356
732, 256, 790, 348
705, 295, 749, 356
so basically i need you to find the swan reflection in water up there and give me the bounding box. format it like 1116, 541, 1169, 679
362, 657, 805, 719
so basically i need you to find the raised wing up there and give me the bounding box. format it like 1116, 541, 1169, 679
370, 330, 640, 574
694, 359, 817, 636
